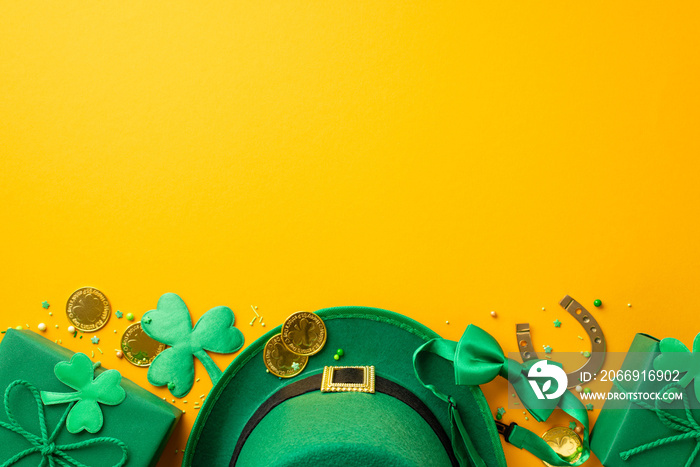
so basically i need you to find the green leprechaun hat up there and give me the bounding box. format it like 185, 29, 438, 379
183, 306, 503, 466
184, 306, 591, 466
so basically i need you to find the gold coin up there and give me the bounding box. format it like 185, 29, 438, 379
263, 334, 308, 378
281, 311, 327, 356
541, 426, 583, 466
66, 287, 111, 332
121, 322, 167, 367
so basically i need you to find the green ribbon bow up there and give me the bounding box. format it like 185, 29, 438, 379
413, 324, 590, 467
616, 381, 700, 467
0, 380, 128, 467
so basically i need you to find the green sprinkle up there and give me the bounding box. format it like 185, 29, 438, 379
126, 313, 135, 321
91, 351, 95, 358
171, 399, 175, 403
582, 351, 591, 358
183, 400, 188, 404
194, 406, 200, 410
584, 387, 591, 394
48, 312, 53, 316
578, 336, 584, 340
525, 416, 529, 421
73, 331, 77, 338
54, 325, 59, 329
593, 299, 602, 307
200, 395, 205, 399
333, 354, 340, 361
79, 335, 83, 339
514, 402, 520, 405
16, 326, 23, 330
196, 378, 200, 382
98, 348, 103, 354
337, 348, 344, 356
0, 330, 5, 334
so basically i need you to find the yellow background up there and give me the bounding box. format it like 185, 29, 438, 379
2, 1, 699, 465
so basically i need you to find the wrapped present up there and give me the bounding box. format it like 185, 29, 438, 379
591, 333, 700, 467
0, 329, 181, 467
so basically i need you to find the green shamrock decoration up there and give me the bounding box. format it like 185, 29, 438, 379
653, 332, 700, 403
40, 352, 126, 434
142, 293, 245, 398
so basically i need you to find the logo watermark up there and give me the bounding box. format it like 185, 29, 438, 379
527, 360, 568, 400
507, 352, 692, 410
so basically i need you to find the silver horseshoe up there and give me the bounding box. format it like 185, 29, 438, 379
516, 295, 607, 388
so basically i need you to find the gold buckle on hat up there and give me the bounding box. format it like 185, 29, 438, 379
320, 366, 375, 393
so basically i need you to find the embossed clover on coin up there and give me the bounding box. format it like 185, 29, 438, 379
41, 353, 126, 433
142, 293, 244, 398
72, 293, 104, 324
289, 317, 319, 348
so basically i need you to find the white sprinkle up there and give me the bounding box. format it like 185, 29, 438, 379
445, 320, 449, 324
541, 307, 545, 311
575, 385, 583, 393
67, 325, 76, 333
38, 323, 47, 331
627, 303, 632, 307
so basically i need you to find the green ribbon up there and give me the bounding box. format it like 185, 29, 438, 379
0, 380, 128, 467
413, 324, 591, 467
616, 382, 700, 467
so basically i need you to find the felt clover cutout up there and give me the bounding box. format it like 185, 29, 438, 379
142, 293, 245, 398
40, 352, 126, 434
653, 332, 700, 403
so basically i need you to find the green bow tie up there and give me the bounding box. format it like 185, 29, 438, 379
414, 324, 590, 467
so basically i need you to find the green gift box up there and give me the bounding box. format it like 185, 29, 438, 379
0, 329, 181, 467
591, 333, 700, 466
